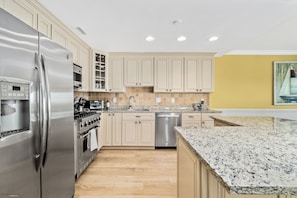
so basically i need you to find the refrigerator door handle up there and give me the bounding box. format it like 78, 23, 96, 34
34, 52, 44, 171
40, 54, 51, 166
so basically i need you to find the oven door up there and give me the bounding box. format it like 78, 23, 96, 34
77, 126, 98, 177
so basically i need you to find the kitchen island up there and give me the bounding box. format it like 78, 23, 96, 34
176, 116, 297, 198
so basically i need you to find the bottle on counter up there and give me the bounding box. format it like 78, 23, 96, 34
106, 99, 110, 111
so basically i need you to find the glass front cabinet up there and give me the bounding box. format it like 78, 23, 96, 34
91, 49, 109, 92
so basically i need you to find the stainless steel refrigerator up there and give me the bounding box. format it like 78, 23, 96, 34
0, 8, 74, 198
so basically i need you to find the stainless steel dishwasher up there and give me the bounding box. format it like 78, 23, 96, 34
155, 112, 181, 148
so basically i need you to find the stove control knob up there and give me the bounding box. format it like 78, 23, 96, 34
84, 122, 88, 127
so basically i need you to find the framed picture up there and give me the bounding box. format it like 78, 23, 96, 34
274, 61, 297, 105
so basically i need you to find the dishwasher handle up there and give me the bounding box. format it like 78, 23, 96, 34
157, 114, 180, 118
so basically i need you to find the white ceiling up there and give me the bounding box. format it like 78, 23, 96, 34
38, 0, 297, 56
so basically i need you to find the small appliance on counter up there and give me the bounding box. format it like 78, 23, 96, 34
85, 100, 104, 111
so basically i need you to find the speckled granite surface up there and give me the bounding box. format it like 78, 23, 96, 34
176, 116, 297, 195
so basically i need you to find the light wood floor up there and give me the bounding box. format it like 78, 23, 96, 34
74, 149, 177, 198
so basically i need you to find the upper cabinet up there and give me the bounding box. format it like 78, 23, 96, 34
154, 56, 184, 92
37, 14, 52, 38
1, 0, 37, 29
109, 56, 125, 92
51, 24, 68, 48
90, 49, 109, 92
124, 56, 154, 87
79, 46, 90, 91
184, 56, 214, 93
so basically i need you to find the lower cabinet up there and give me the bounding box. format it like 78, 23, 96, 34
178, 136, 280, 198
101, 112, 122, 146
122, 113, 155, 146
182, 113, 217, 128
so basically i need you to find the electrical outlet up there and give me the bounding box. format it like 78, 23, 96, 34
156, 98, 161, 103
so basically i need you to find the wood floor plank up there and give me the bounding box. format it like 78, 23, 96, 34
74, 149, 177, 198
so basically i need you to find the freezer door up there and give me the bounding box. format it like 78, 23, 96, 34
39, 35, 75, 198
0, 8, 40, 198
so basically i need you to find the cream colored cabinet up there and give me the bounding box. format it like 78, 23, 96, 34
178, 136, 279, 198
122, 113, 155, 146
109, 56, 125, 92
37, 14, 52, 38
97, 122, 104, 150
51, 24, 68, 48
182, 113, 216, 128
90, 49, 109, 92
2, 0, 37, 29
124, 56, 154, 87
102, 112, 122, 146
67, 39, 80, 64
154, 56, 184, 92
184, 56, 214, 92
178, 136, 197, 198
0, 0, 4, 7
80, 46, 90, 91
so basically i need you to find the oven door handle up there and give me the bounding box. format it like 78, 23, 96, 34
79, 126, 98, 139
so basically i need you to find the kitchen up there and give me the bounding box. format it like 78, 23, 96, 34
1, 0, 297, 198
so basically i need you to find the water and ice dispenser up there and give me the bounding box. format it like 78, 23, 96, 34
0, 78, 30, 137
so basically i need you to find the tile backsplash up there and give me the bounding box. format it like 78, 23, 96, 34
75, 87, 209, 107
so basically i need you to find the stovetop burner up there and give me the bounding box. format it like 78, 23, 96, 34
74, 111, 97, 120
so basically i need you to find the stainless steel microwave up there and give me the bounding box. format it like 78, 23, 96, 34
85, 100, 104, 111
73, 63, 82, 89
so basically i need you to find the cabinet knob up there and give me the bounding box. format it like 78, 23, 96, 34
136, 83, 138, 85
139, 83, 141, 85
166, 89, 168, 91
135, 121, 137, 124
169, 89, 172, 92
139, 121, 141, 124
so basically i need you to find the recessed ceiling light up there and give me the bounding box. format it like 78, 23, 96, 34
177, 36, 187, 42
209, 36, 219, 42
145, 36, 155, 42
173, 19, 183, 25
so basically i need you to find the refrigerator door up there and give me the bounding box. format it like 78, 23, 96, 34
39, 35, 75, 198
0, 8, 40, 198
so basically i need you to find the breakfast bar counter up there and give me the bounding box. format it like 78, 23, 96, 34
175, 116, 297, 197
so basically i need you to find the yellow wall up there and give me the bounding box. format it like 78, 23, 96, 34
210, 55, 297, 109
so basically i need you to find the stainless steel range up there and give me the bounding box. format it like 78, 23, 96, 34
74, 112, 100, 179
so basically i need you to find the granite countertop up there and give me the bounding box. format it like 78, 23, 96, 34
175, 116, 297, 195
100, 105, 221, 113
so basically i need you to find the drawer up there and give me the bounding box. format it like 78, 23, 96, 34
122, 113, 155, 121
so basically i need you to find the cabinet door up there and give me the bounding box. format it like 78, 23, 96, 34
102, 113, 111, 146
154, 57, 168, 92
0, 0, 4, 7
52, 25, 68, 48
138, 120, 155, 146
178, 138, 196, 198
3, 0, 37, 29
109, 56, 125, 92
184, 58, 199, 92
67, 39, 80, 64
124, 57, 139, 86
37, 14, 52, 38
169, 57, 184, 92
112, 113, 122, 146
80, 46, 90, 91
200, 58, 214, 92
122, 120, 138, 146
139, 57, 154, 86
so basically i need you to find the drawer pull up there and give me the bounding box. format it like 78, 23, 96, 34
136, 116, 141, 118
